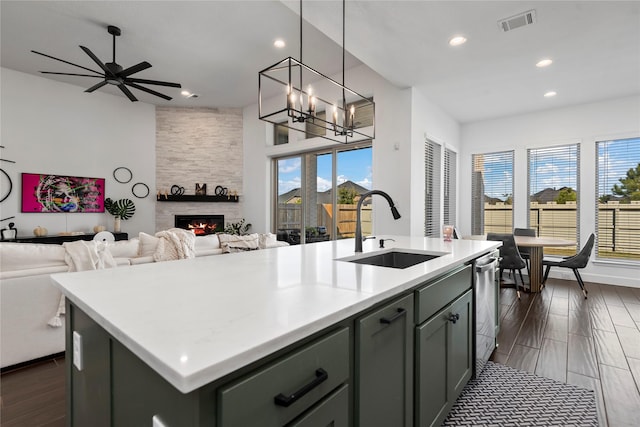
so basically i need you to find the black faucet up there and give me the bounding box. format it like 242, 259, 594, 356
355, 190, 401, 252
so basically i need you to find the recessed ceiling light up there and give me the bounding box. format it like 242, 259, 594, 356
544, 91, 557, 98
536, 58, 553, 68
181, 90, 190, 97
449, 36, 467, 46
274, 39, 286, 48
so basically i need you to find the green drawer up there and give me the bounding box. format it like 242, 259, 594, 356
415, 265, 471, 324
218, 327, 350, 427
288, 384, 349, 427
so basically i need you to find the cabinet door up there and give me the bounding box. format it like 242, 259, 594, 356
415, 290, 473, 427
356, 293, 414, 427
415, 307, 449, 427
448, 290, 473, 400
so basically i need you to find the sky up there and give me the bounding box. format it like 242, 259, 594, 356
277, 146, 372, 195
481, 138, 639, 200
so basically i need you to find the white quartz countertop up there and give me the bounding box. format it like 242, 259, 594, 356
51, 236, 499, 393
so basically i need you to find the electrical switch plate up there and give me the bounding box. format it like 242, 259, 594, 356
72, 331, 83, 371
152, 415, 168, 427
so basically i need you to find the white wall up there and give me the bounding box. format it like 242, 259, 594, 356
459, 95, 640, 287
0, 68, 157, 237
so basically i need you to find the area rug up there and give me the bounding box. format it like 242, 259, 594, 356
442, 361, 599, 426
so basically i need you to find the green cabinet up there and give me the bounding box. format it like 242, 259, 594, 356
415, 289, 473, 427
355, 293, 414, 427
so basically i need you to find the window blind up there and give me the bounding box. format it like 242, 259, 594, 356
528, 144, 579, 254
471, 151, 513, 235
425, 140, 441, 236
444, 148, 457, 228
596, 137, 640, 261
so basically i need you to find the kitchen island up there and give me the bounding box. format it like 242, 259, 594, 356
52, 235, 500, 427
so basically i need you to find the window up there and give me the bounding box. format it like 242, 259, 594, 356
444, 148, 457, 229
472, 151, 513, 235
425, 140, 441, 236
274, 144, 372, 244
596, 137, 640, 261
528, 144, 579, 255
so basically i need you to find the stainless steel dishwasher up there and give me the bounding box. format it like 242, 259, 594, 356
474, 249, 499, 376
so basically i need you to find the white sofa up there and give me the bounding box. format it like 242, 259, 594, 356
0, 232, 287, 368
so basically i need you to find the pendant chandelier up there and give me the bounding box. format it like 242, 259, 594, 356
258, 0, 375, 144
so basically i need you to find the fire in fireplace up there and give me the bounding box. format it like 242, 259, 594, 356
174, 215, 224, 236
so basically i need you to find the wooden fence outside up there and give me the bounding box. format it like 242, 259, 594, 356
277, 203, 372, 240
483, 201, 640, 259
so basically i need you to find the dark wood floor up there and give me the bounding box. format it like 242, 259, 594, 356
490, 278, 640, 427
1, 278, 639, 426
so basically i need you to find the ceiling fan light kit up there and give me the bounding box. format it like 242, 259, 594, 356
258, 0, 375, 144
32, 25, 181, 102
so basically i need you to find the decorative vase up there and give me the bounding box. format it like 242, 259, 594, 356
113, 218, 121, 233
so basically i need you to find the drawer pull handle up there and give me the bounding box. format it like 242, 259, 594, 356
448, 313, 460, 324
274, 368, 328, 407
380, 308, 407, 324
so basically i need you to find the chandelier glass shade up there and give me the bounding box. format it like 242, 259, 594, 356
258, 0, 375, 144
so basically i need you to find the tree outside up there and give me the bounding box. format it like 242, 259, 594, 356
555, 187, 577, 204
612, 162, 640, 202
338, 187, 358, 204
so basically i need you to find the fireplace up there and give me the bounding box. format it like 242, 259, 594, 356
174, 215, 224, 235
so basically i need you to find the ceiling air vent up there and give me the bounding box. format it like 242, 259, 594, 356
498, 9, 536, 32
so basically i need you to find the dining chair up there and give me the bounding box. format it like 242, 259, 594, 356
487, 233, 528, 299
542, 233, 595, 299
514, 228, 536, 275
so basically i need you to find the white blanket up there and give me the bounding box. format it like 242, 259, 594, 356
153, 228, 196, 262
48, 241, 116, 327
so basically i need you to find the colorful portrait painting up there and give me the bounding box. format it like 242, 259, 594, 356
21, 173, 105, 213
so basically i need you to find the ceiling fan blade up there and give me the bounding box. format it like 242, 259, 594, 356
31, 50, 102, 75
125, 77, 181, 88
80, 46, 114, 76
126, 82, 172, 100
85, 81, 109, 93
118, 84, 138, 102
40, 71, 103, 78
119, 61, 151, 77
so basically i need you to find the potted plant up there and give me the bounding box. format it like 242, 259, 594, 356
104, 198, 135, 232
224, 218, 251, 235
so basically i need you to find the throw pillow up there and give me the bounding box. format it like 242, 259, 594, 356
108, 238, 140, 258
218, 233, 259, 254
194, 234, 220, 251
138, 232, 160, 257
258, 233, 278, 249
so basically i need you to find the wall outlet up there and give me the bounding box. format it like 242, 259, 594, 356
72, 331, 83, 371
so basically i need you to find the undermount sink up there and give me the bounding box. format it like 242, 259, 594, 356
339, 249, 446, 269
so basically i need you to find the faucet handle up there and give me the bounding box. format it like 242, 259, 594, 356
363, 235, 376, 242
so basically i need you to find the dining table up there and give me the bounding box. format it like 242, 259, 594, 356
513, 235, 575, 292
464, 234, 575, 292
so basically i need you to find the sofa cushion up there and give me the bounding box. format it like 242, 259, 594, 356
194, 234, 220, 251
138, 232, 160, 257
258, 233, 278, 249
0, 243, 66, 272
194, 248, 224, 257
218, 233, 260, 253
130, 256, 155, 265
0, 264, 69, 280
108, 238, 139, 259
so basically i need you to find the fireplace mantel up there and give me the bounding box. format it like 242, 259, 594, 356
157, 195, 238, 203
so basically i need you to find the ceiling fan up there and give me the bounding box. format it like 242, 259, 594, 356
31, 25, 181, 102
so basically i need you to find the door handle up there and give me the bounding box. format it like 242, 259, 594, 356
380, 308, 407, 324
273, 368, 328, 407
